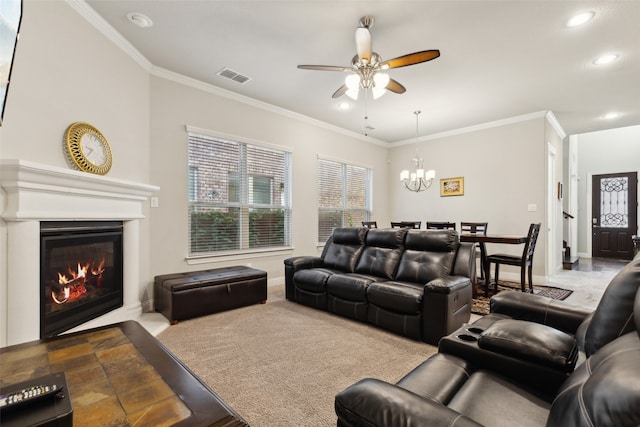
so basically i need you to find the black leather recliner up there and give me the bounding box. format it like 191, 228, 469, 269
284, 227, 475, 344
335, 254, 640, 426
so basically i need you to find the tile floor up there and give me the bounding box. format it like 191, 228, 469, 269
547, 257, 627, 310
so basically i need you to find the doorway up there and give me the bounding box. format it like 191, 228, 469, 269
591, 172, 638, 260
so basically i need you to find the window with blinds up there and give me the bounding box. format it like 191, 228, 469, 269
188, 131, 291, 255
318, 158, 372, 244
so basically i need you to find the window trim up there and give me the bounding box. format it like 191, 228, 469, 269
186, 125, 293, 154
317, 155, 373, 245
187, 126, 292, 257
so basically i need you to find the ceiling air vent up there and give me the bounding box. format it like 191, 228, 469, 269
217, 68, 251, 84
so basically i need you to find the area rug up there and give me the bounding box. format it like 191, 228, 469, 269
157, 284, 435, 427
472, 282, 573, 315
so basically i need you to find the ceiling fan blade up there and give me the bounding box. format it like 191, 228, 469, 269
386, 78, 406, 94
332, 85, 348, 98
381, 50, 440, 69
297, 65, 350, 71
355, 27, 372, 62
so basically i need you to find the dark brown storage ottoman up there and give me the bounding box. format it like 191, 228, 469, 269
155, 266, 267, 324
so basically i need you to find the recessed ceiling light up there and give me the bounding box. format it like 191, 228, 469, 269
602, 112, 620, 120
593, 54, 619, 65
566, 11, 595, 27
337, 102, 351, 110
127, 12, 153, 28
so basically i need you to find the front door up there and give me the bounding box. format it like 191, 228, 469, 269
592, 172, 638, 260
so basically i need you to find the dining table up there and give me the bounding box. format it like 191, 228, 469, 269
459, 233, 528, 297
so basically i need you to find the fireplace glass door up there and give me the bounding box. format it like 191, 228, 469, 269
40, 221, 124, 337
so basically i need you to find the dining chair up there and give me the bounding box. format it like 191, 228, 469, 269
460, 222, 488, 280
426, 221, 456, 230
362, 221, 378, 229
391, 221, 421, 229
486, 223, 541, 293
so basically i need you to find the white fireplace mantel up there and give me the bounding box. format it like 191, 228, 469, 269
1, 159, 159, 345
1, 159, 158, 221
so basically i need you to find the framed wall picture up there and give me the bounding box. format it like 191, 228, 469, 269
440, 177, 464, 197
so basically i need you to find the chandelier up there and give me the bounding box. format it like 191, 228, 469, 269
400, 111, 435, 192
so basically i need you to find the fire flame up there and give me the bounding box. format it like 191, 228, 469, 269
52, 259, 105, 305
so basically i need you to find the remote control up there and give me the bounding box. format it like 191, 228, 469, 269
0, 384, 63, 412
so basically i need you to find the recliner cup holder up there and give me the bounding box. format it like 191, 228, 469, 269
457, 334, 478, 342
466, 327, 484, 334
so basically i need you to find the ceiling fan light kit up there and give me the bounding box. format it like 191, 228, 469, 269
298, 15, 438, 185
297, 15, 440, 100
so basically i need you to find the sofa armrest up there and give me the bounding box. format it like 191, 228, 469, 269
284, 255, 324, 270
490, 291, 592, 335
284, 256, 324, 300
335, 378, 482, 427
423, 276, 473, 344
425, 276, 471, 294
478, 319, 578, 372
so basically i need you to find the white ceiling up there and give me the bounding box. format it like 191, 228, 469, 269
85, 0, 640, 144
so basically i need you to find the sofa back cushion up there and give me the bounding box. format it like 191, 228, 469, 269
395, 230, 459, 284
355, 229, 406, 279
583, 255, 640, 356
322, 227, 368, 272
547, 330, 640, 427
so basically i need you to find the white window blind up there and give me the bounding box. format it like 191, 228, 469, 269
318, 158, 372, 244
188, 132, 291, 255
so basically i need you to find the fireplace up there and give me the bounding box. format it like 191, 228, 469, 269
1, 159, 159, 346
40, 221, 124, 337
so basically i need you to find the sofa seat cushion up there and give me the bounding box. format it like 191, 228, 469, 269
367, 281, 424, 314
293, 268, 337, 292
448, 370, 551, 427
326, 273, 376, 301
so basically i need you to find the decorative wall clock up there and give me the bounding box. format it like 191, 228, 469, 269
64, 122, 112, 175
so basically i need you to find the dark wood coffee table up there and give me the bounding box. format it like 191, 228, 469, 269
0, 321, 247, 426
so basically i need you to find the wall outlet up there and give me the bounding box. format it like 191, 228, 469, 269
527, 204, 537, 212
150, 197, 159, 208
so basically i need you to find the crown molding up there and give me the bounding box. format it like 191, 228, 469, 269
65, 0, 152, 72
394, 111, 551, 146
66, 1, 388, 147
66, 1, 566, 149
151, 66, 387, 147
546, 111, 567, 139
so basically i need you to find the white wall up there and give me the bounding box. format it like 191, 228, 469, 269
575, 125, 640, 256
388, 115, 549, 279
0, 1, 151, 345
0, 2, 392, 340
147, 76, 390, 291
0, 1, 574, 344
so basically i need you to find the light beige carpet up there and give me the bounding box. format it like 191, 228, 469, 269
157, 284, 436, 427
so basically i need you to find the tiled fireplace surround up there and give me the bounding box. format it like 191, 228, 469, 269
1, 160, 158, 345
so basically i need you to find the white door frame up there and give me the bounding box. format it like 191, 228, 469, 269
547, 143, 559, 275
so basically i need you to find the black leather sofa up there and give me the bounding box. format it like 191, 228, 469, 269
335, 252, 640, 426
284, 227, 475, 344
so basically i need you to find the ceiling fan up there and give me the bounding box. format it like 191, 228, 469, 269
298, 16, 440, 100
